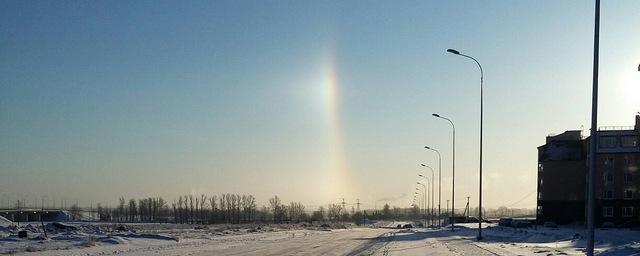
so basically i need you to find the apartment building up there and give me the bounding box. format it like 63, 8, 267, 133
537, 115, 640, 226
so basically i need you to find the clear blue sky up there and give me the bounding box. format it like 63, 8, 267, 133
1, 1, 639, 209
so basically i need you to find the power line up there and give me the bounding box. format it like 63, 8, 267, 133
505, 190, 536, 208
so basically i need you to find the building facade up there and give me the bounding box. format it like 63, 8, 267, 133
537, 115, 640, 226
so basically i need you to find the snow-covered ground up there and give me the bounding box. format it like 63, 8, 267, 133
2, 221, 640, 255
379, 223, 640, 256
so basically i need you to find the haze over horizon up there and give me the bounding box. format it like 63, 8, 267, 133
1, 1, 639, 210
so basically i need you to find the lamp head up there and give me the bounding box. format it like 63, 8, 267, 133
432, 113, 440, 117
447, 49, 460, 55
424, 146, 431, 149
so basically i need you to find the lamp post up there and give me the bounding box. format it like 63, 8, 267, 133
586, 1, 600, 255
419, 164, 435, 227
446, 48, 484, 240
424, 146, 442, 229
414, 190, 422, 222
446, 200, 449, 218
432, 113, 456, 231
417, 181, 429, 227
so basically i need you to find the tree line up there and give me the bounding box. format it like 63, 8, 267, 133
91, 194, 427, 224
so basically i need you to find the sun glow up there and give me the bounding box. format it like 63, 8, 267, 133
619, 71, 640, 110
321, 53, 353, 199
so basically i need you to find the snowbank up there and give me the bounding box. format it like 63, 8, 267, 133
0, 216, 12, 226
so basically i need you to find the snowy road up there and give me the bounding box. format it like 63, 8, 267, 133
7, 224, 633, 255
17, 228, 395, 256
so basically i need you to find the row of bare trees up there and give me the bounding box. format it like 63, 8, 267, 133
96, 194, 297, 224
96, 197, 168, 223
171, 194, 258, 224
93, 195, 433, 224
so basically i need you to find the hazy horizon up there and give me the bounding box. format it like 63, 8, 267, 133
1, 1, 639, 210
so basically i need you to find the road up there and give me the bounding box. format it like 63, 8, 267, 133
167, 227, 530, 256
15, 226, 581, 256
141, 228, 511, 256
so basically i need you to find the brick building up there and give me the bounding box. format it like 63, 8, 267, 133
537, 115, 640, 226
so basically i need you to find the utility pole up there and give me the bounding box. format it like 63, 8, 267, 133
356, 199, 360, 212
446, 200, 449, 225
40, 197, 47, 239
466, 197, 470, 219
586, 1, 600, 255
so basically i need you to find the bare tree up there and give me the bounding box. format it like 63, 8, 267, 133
177, 196, 184, 224
209, 195, 217, 224
199, 194, 206, 224
172, 202, 177, 223
128, 199, 137, 222
138, 199, 146, 222
269, 196, 282, 223
195, 196, 200, 224
328, 204, 342, 221
312, 206, 325, 222
243, 195, 256, 223
118, 197, 126, 222
289, 202, 306, 223
188, 195, 195, 224
69, 204, 81, 221
219, 194, 227, 223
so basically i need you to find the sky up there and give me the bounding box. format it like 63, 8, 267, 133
1, 1, 639, 210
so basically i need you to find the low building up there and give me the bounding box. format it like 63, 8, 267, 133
0, 209, 70, 222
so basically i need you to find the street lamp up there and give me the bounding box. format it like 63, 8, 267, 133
424, 146, 442, 229
417, 181, 429, 228
419, 164, 435, 227
414, 190, 422, 219
447, 48, 484, 240
586, 2, 601, 255
432, 113, 456, 231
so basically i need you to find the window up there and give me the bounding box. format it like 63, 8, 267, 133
538, 192, 543, 200
623, 207, 634, 217
603, 190, 613, 200
604, 173, 614, 185
624, 190, 634, 200
621, 136, 639, 147
625, 173, 633, 183
538, 163, 543, 172
603, 207, 614, 217
604, 157, 615, 166
600, 136, 618, 148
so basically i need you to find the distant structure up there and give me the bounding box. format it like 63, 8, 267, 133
537, 115, 640, 226
0, 209, 70, 222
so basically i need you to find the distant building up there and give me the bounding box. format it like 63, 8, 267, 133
537, 115, 640, 226
0, 209, 70, 222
